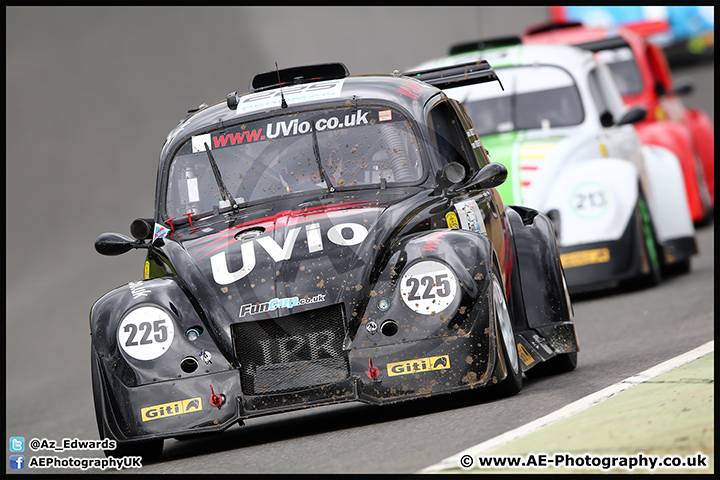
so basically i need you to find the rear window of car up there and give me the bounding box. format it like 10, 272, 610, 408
165, 106, 424, 219
444, 65, 585, 135
595, 47, 644, 96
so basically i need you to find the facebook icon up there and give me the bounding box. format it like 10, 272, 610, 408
10, 455, 25, 470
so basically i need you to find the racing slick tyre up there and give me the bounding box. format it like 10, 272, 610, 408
91, 350, 164, 463
627, 188, 662, 290
488, 268, 522, 397
694, 154, 713, 227
665, 257, 692, 275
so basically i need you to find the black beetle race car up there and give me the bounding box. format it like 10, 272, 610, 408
91, 62, 579, 461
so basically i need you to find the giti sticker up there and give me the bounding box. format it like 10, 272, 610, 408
517, 343, 534, 366
560, 248, 611, 269
445, 212, 459, 229
141, 397, 203, 422
387, 355, 451, 376
379, 109, 392, 122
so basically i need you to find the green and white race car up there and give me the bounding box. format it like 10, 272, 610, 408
409, 40, 697, 293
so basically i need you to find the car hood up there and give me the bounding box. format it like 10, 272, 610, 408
162, 189, 425, 330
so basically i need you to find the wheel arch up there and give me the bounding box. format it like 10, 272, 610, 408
505, 205, 579, 372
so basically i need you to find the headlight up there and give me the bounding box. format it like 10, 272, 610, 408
399, 260, 458, 315
377, 297, 390, 311
185, 327, 202, 341
117, 306, 175, 361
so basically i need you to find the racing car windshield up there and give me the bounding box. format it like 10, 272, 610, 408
165, 106, 423, 219
594, 47, 644, 96
445, 65, 584, 136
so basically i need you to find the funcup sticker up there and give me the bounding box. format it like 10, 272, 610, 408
239, 294, 326, 317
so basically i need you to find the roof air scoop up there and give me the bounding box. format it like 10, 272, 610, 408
522, 21, 584, 37
448, 35, 522, 55
403, 60, 504, 91
249, 62, 350, 93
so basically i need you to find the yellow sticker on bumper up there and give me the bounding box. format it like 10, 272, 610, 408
560, 248, 611, 269
517, 343, 534, 366
141, 397, 203, 422
446, 212, 459, 229
387, 355, 450, 377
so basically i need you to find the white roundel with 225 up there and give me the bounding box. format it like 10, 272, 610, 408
400, 260, 458, 314
118, 306, 175, 360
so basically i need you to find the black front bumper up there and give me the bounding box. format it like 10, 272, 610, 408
559, 212, 643, 293
97, 326, 499, 442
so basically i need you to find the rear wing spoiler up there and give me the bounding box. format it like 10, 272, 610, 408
402, 60, 504, 91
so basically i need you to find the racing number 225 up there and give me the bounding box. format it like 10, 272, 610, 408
405, 274, 451, 300
124, 320, 168, 346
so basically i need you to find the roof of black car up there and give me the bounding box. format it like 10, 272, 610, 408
160, 73, 443, 160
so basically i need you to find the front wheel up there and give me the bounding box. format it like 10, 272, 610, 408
628, 189, 662, 289
488, 269, 522, 397
665, 257, 691, 275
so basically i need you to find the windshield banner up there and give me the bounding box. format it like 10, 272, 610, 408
193, 107, 391, 152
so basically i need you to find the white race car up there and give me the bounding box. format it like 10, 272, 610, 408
408, 40, 697, 293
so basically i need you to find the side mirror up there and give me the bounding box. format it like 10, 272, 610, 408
439, 162, 467, 187
436, 162, 467, 192
599, 111, 615, 128
131, 218, 155, 241
654, 81, 666, 97
95, 232, 138, 256
465, 162, 507, 190
672, 77, 694, 97
617, 106, 647, 126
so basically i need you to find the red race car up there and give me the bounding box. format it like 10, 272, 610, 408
522, 21, 714, 224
